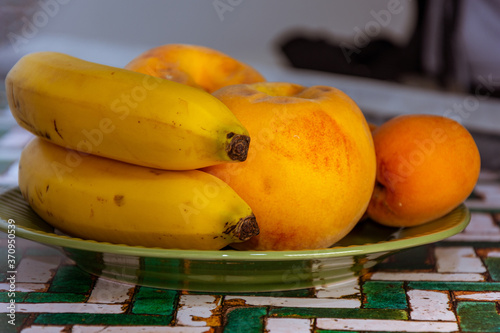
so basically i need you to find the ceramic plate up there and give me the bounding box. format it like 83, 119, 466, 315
0, 186, 470, 292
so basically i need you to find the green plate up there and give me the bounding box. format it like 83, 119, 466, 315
0, 186, 470, 292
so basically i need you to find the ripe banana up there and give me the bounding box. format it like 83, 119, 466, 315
6, 51, 250, 170
18, 137, 259, 250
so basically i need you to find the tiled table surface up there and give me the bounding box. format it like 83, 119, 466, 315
0, 104, 500, 333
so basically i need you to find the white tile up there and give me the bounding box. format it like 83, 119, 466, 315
446, 213, 500, 242
408, 290, 455, 321
435, 247, 486, 273
466, 213, 499, 233
473, 183, 500, 202
487, 251, 500, 257
72, 326, 210, 333
316, 318, 458, 332
370, 272, 484, 282
21, 326, 66, 333
175, 295, 221, 327
0, 283, 47, 292
224, 295, 360, 308
266, 318, 312, 333
0, 303, 124, 313
16, 256, 61, 283
455, 292, 500, 301
446, 234, 500, 241
179, 295, 219, 307
87, 278, 134, 304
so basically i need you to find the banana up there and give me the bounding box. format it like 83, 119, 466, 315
6, 51, 250, 170
18, 137, 259, 250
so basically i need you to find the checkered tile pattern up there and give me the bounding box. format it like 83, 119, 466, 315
1, 103, 500, 332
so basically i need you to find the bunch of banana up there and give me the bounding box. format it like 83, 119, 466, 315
18, 138, 258, 250
6, 51, 250, 170
7, 52, 259, 250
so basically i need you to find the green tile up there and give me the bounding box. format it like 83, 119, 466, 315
484, 257, 500, 281
48, 265, 94, 294
24, 292, 87, 303
224, 306, 267, 333
0, 313, 30, 332
131, 286, 178, 316
0, 292, 27, 303
269, 307, 407, 320
34, 313, 172, 326
0, 291, 86, 303
457, 301, 500, 332
363, 281, 407, 309
409, 281, 500, 291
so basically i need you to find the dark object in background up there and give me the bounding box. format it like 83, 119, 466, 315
276, 0, 430, 85
278, 34, 420, 83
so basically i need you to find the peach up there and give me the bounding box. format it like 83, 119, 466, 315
367, 114, 481, 227
203, 82, 376, 250
124, 44, 266, 93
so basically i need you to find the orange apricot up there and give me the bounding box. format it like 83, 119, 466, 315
125, 44, 266, 93
367, 114, 481, 227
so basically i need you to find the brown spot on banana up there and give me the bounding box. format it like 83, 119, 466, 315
35, 186, 44, 203
53, 120, 63, 139
32, 129, 51, 140
114, 195, 125, 206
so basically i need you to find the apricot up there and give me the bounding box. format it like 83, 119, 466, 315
367, 114, 481, 227
203, 82, 376, 250
124, 44, 266, 93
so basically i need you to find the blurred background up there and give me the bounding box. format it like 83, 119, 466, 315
0, 0, 499, 168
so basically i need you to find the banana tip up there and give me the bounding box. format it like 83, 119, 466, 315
226, 133, 250, 162
234, 213, 259, 241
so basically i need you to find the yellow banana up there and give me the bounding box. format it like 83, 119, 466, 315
18, 137, 259, 250
6, 51, 250, 170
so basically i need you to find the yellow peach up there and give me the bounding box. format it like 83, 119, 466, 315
203, 82, 376, 250
125, 44, 266, 93
367, 114, 481, 227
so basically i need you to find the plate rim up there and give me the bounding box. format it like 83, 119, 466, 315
0, 185, 471, 261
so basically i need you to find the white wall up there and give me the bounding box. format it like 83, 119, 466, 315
1, 0, 416, 73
